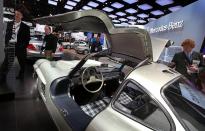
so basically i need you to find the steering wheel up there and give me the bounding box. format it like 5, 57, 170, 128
81, 66, 104, 93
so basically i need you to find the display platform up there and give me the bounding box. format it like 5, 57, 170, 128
0, 85, 15, 101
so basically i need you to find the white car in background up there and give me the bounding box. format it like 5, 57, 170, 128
27, 35, 64, 60
74, 41, 90, 54
62, 41, 74, 49
34, 10, 205, 131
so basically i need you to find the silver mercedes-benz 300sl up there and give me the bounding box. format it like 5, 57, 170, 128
33, 10, 205, 131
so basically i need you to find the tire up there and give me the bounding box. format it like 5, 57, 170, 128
84, 50, 89, 55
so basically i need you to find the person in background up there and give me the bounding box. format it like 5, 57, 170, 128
170, 39, 205, 83
42, 25, 58, 60
96, 34, 102, 52
0, 5, 30, 82
53, 31, 62, 45
90, 34, 102, 53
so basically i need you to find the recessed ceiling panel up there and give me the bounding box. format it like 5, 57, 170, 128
116, 12, 126, 16
137, 19, 146, 23
67, 1, 77, 6
112, 20, 120, 23
148, 18, 157, 21
48, 0, 57, 6
109, 14, 117, 18
64, 5, 73, 10
151, 10, 164, 15
87, 1, 99, 8
127, 16, 137, 20
119, 18, 127, 21
103, 7, 114, 12
169, 6, 182, 12
137, 13, 149, 18
121, 22, 129, 25
73, 0, 81, 2
123, 0, 138, 4
97, 0, 107, 3
111, 2, 124, 9
129, 21, 136, 25
28, 0, 197, 25
82, 6, 92, 10
138, 4, 153, 10
156, 0, 174, 6
125, 8, 137, 14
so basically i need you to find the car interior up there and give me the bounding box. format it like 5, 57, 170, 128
44, 52, 127, 130
114, 82, 171, 131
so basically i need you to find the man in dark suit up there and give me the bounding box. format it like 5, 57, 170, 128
0, 6, 30, 82
42, 25, 58, 60
170, 39, 205, 81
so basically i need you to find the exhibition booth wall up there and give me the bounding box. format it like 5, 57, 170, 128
144, 0, 205, 52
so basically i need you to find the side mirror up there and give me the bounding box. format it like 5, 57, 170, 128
165, 40, 174, 48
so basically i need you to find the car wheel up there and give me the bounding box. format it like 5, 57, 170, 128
84, 50, 89, 55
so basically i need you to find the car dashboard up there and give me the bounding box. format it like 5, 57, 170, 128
70, 66, 121, 86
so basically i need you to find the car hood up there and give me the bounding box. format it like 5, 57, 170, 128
33, 59, 102, 84
35, 10, 170, 64
35, 10, 154, 64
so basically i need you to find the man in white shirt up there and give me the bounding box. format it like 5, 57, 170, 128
0, 5, 30, 83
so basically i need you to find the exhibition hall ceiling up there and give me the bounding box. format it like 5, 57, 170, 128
4, 0, 197, 25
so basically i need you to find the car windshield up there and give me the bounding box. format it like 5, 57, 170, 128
158, 46, 182, 63
78, 42, 87, 46
30, 35, 43, 41
163, 77, 205, 131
